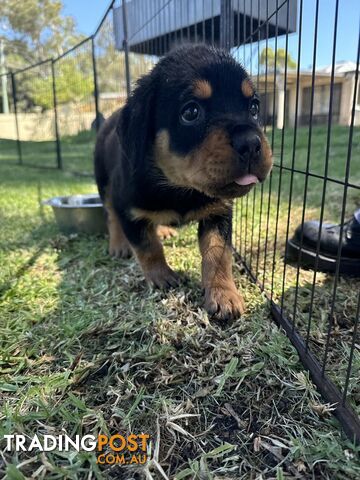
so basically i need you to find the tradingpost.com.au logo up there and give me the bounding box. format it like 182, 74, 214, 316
3, 433, 150, 465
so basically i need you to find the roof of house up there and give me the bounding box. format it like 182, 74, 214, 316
257, 61, 358, 84
317, 61, 358, 74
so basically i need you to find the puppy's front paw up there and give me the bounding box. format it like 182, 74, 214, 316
109, 242, 133, 259
145, 264, 180, 289
204, 285, 245, 321
157, 225, 177, 240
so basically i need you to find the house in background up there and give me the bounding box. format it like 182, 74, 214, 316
258, 61, 359, 129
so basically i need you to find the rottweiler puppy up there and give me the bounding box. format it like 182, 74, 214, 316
95, 44, 272, 320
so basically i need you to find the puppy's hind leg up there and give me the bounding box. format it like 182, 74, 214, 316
105, 201, 132, 259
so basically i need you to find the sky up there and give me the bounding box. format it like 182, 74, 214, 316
62, 1, 107, 36
62, 0, 359, 68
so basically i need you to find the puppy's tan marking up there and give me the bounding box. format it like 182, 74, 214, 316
131, 207, 181, 225
134, 225, 179, 288
260, 133, 272, 171
185, 201, 231, 222
193, 79, 212, 99
199, 230, 244, 320
155, 129, 273, 196
199, 230, 233, 290
104, 195, 132, 258
241, 78, 254, 98
131, 201, 231, 226
154, 129, 235, 197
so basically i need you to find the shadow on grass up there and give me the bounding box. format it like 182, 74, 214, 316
280, 274, 360, 411
1, 126, 360, 478
2, 222, 359, 479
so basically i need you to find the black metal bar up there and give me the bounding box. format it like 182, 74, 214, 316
280, 0, 304, 317
234, 251, 360, 446
322, 27, 360, 378
166, 0, 171, 52
241, 0, 289, 46
270, 300, 360, 447
242, 0, 246, 59
161, 0, 166, 55
259, 0, 269, 289
263, 0, 279, 291
292, 0, 320, 340
306, 0, 340, 354
187, 0, 191, 41
249, 188, 256, 271
202, 0, 206, 43
54, 37, 92, 63
122, 0, 131, 97
254, 0, 263, 278
12, 58, 51, 75
51, 59, 62, 170
10, 72, 22, 165
211, 0, 215, 46
272, 163, 360, 190
220, 0, 234, 51
239, 197, 243, 258
270, 0, 290, 299
337, 38, 360, 402
242, 0, 249, 266
244, 193, 249, 265
91, 36, 101, 132
248, 0, 254, 269
94, 0, 116, 37
194, 0, 198, 43
128, 0, 172, 42
342, 293, 360, 403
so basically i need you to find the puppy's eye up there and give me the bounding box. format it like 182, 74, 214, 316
250, 100, 259, 119
180, 102, 201, 125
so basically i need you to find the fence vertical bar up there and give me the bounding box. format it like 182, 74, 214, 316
51, 59, 62, 170
220, 0, 233, 51
220, 0, 233, 251
122, 0, 131, 97
91, 36, 100, 132
10, 72, 22, 165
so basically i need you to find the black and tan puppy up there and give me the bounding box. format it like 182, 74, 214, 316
94, 44, 272, 320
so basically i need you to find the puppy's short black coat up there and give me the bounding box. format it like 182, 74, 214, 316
95, 44, 272, 320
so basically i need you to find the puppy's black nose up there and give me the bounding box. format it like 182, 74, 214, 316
232, 131, 261, 158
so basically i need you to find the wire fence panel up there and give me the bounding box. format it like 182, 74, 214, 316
0, 73, 19, 165
231, 0, 360, 443
94, 5, 128, 122
53, 38, 96, 174
11, 61, 57, 169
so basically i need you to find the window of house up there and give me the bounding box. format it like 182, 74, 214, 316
302, 83, 342, 116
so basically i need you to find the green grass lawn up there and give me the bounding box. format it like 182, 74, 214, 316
2, 130, 96, 172
0, 126, 359, 479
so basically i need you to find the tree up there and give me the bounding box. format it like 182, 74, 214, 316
30, 54, 94, 110
0, 0, 83, 70
260, 47, 296, 72
0, 0, 92, 111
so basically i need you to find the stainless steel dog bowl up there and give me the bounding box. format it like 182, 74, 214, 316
43, 194, 107, 235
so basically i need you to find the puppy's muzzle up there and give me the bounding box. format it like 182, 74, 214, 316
231, 128, 261, 161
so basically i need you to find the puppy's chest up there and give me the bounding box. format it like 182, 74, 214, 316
130, 200, 231, 226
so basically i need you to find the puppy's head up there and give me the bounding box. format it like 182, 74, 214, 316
122, 44, 272, 199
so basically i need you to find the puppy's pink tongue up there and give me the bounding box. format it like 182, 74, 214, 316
234, 174, 258, 186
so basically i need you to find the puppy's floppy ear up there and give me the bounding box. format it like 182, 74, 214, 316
117, 71, 157, 169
